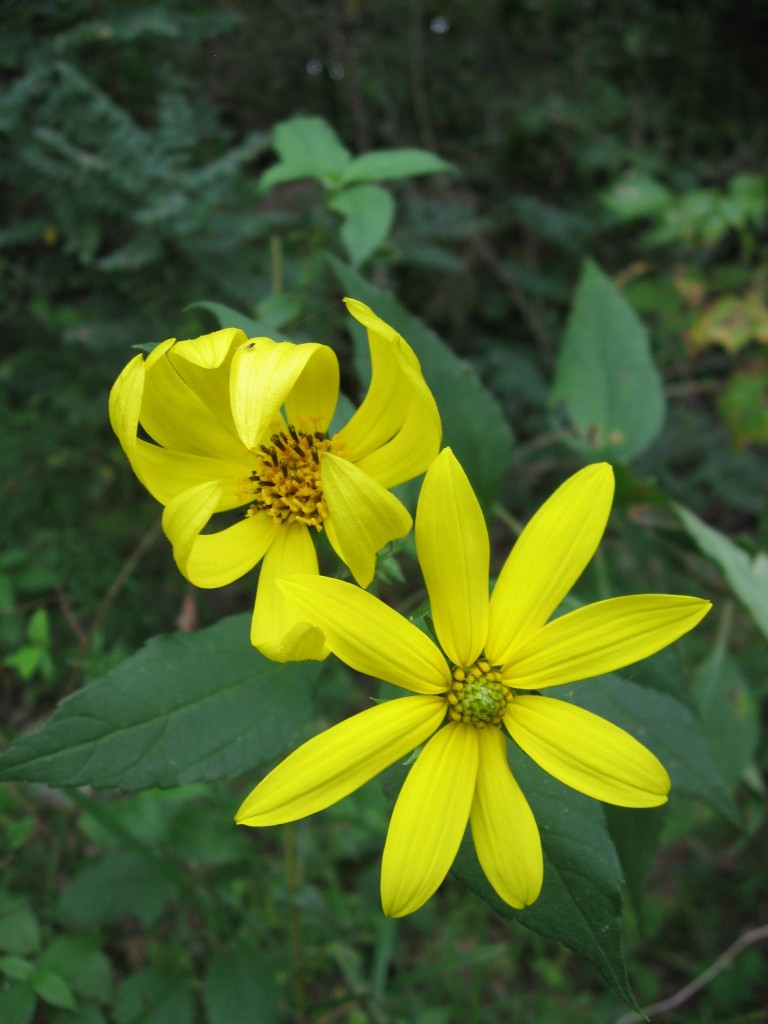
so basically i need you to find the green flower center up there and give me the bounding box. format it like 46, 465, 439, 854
447, 659, 512, 727
248, 425, 333, 529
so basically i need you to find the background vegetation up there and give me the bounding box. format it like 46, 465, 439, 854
1, 1, 766, 1021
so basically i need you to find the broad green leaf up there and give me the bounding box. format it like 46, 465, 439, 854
452, 744, 637, 1009
339, 148, 455, 185
604, 804, 666, 928
57, 852, 177, 928
185, 300, 273, 339
33, 971, 76, 1011
38, 937, 112, 1004
204, 946, 280, 1024
329, 258, 514, 509
561, 676, 738, 824
693, 648, 759, 789
551, 259, 666, 461
260, 115, 352, 190
114, 967, 194, 1024
0, 957, 34, 982
0, 983, 35, 1024
328, 184, 395, 267
675, 502, 768, 640
0, 614, 324, 791
0, 896, 40, 955
602, 171, 672, 221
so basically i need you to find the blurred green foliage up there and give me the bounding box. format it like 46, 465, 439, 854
2, 0, 767, 1021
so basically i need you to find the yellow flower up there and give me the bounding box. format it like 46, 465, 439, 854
236, 449, 711, 917
109, 299, 441, 661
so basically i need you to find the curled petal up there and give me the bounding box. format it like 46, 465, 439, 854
382, 723, 478, 917
131, 440, 251, 509
231, 339, 338, 450
236, 695, 446, 825
470, 726, 543, 909
505, 594, 712, 690
162, 481, 225, 581
416, 448, 489, 666
251, 522, 327, 662
109, 352, 148, 481
487, 463, 614, 665
279, 575, 450, 693
322, 453, 412, 587
505, 696, 670, 807
185, 513, 277, 588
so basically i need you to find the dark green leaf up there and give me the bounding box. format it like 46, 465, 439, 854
38, 936, 112, 1003
604, 804, 667, 927
328, 184, 395, 267
0, 983, 35, 1024
0, 614, 324, 791
329, 259, 514, 508
0, 896, 40, 955
204, 946, 280, 1024
339, 148, 455, 185
114, 967, 195, 1024
0, 957, 34, 982
551, 259, 666, 461
693, 647, 759, 790
57, 852, 177, 928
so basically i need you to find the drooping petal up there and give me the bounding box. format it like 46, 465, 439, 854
504, 594, 712, 690
185, 513, 278, 588
284, 343, 340, 434
251, 522, 328, 662
381, 722, 478, 917
168, 328, 245, 435
415, 448, 489, 666
236, 695, 446, 825
470, 726, 543, 909
505, 696, 670, 807
487, 463, 615, 665
141, 341, 245, 462
109, 352, 148, 482
162, 480, 225, 582
322, 453, 412, 587
231, 338, 338, 450
131, 440, 251, 510
278, 576, 450, 693
334, 299, 441, 487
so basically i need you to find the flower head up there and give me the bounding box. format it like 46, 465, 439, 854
236, 449, 711, 916
109, 299, 441, 661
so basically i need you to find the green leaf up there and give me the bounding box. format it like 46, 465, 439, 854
328, 258, 514, 509
452, 744, 637, 1009
0, 614, 324, 791
562, 676, 739, 824
33, 970, 77, 1011
114, 967, 195, 1024
260, 116, 352, 190
0, 956, 35, 982
203, 946, 280, 1024
693, 644, 759, 790
602, 171, 672, 221
0, 896, 40, 955
674, 502, 768, 640
339, 148, 456, 185
604, 804, 667, 927
57, 851, 177, 928
0, 983, 35, 1024
328, 184, 395, 267
185, 301, 274, 339
551, 259, 666, 461
38, 936, 112, 1003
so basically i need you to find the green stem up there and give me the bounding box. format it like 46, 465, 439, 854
284, 821, 307, 1024
271, 233, 283, 296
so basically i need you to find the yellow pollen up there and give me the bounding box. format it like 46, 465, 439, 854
247, 425, 334, 529
447, 659, 513, 727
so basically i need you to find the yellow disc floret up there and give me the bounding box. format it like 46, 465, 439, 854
447, 659, 513, 727
248, 425, 334, 529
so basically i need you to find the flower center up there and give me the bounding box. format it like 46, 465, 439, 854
446, 659, 512, 727
248, 425, 334, 529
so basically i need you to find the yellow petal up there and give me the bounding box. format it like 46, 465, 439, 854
231, 338, 338, 450
381, 722, 478, 917
322, 453, 412, 587
335, 299, 442, 487
186, 514, 278, 588
284, 343, 340, 434
131, 440, 250, 509
162, 480, 224, 581
415, 448, 489, 666
167, 328, 245, 435
141, 341, 245, 461
251, 522, 328, 662
505, 594, 712, 690
505, 696, 670, 806
278, 576, 450, 693
487, 463, 615, 665
470, 726, 543, 908
236, 695, 446, 825
109, 352, 145, 472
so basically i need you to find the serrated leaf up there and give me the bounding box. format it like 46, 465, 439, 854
561, 676, 738, 824
551, 259, 666, 461
328, 184, 395, 267
260, 115, 351, 190
204, 946, 280, 1024
452, 744, 637, 1009
328, 259, 513, 508
185, 300, 273, 339
0, 614, 324, 791
675, 501, 768, 640
339, 148, 455, 185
